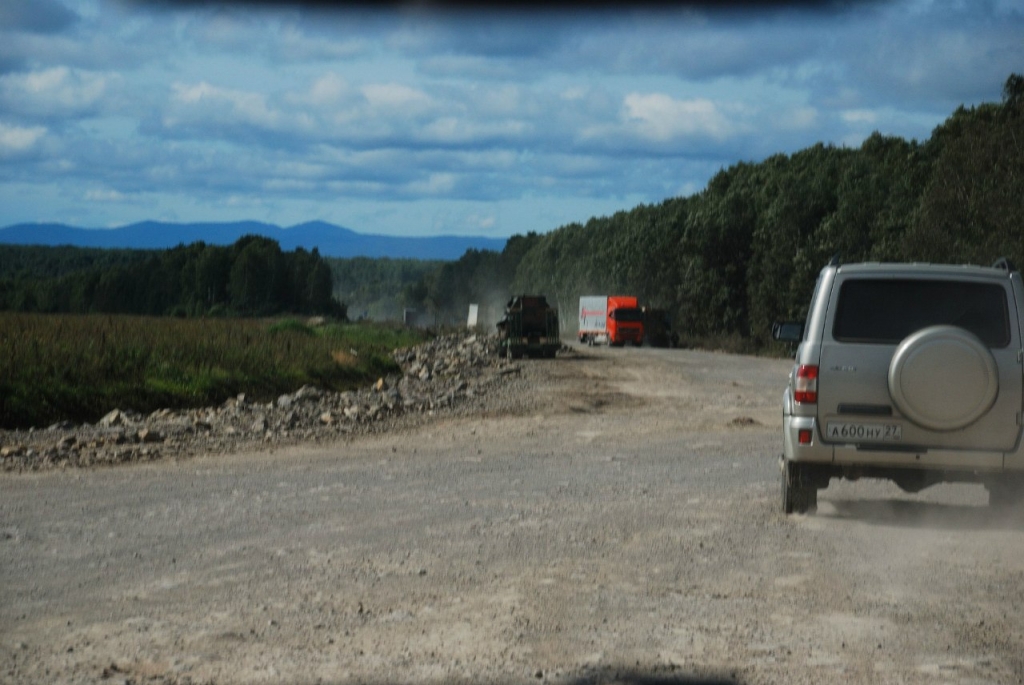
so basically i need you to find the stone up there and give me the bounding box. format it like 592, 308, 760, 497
138, 429, 164, 444
293, 385, 322, 403
99, 409, 128, 427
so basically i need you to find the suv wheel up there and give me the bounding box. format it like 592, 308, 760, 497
987, 479, 1024, 511
781, 459, 817, 515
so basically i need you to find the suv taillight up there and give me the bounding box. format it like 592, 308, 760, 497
794, 364, 818, 404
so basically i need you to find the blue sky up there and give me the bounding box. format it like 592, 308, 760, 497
1, 0, 1021, 238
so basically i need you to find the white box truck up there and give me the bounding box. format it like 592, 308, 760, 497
578, 296, 644, 346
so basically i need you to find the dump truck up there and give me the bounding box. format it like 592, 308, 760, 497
578, 296, 644, 346
495, 295, 561, 359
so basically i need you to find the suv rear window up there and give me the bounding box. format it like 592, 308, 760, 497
832, 278, 1010, 347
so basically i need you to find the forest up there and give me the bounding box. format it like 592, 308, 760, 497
0, 235, 343, 318
403, 74, 1024, 348
2, 75, 1021, 350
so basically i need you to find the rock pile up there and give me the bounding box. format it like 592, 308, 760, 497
0, 332, 536, 472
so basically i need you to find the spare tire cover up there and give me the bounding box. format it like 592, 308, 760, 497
888, 325, 999, 431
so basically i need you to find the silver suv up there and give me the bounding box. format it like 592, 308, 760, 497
773, 258, 1024, 514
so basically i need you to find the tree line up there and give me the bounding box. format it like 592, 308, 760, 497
403, 74, 1024, 347
0, 236, 343, 318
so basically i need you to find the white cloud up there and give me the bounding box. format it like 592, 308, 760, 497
167, 81, 284, 130
475, 85, 531, 117
841, 109, 878, 126
406, 172, 457, 195
361, 83, 432, 113
775, 106, 819, 131
305, 72, 352, 106
420, 116, 530, 146
0, 66, 112, 117
224, 194, 265, 209
561, 86, 588, 101
622, 93, 734, 141
463, 213, 497, 231
0, 121, 46, 155
84, 188, 125, 202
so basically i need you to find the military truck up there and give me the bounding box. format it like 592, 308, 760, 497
496, 295, 561, 359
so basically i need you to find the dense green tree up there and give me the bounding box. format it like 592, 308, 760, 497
196, 245, 232, 311
904, 79, 1024, 266
1003, 73, 1024, 107
0, 236, 342, 318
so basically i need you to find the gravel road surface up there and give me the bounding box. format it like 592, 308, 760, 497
3, 346, 1024, 685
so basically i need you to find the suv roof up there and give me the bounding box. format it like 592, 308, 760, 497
832, 262, 1013, 278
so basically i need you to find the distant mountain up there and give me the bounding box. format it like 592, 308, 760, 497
0, 220, 507, 260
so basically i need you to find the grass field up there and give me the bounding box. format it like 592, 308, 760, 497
0, 313, 427, 430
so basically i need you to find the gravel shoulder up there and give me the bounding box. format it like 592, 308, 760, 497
2, 343, 1024, 685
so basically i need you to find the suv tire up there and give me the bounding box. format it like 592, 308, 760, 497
987, 479, 1024, 511
781, 459, 817, 514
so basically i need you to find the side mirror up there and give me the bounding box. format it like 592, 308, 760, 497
772, 321, 804, 343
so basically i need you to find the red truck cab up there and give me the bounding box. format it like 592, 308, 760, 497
606, 296, 644, 346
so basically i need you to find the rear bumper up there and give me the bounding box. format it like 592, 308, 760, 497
504, 336, 559, 348
783, 413, 1013, 473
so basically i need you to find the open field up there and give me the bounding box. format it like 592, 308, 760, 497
0, 313, 425, 430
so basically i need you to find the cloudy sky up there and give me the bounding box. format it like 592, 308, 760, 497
0, 0, 1021, 238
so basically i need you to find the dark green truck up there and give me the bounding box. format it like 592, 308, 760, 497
496, 295, 561, 359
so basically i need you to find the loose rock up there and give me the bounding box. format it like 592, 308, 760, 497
1, 333, 534, 471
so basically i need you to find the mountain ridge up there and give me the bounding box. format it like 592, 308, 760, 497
0, 221, 507, 260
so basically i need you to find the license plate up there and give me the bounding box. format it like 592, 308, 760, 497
825, 422, 902, 442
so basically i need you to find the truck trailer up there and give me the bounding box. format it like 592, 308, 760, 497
578, 296, 644, 346
496, 295, 561, 359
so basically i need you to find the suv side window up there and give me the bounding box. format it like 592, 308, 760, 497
832, 279, 1011, 347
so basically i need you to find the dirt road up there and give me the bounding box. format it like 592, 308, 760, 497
3, 346, 1023, 684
